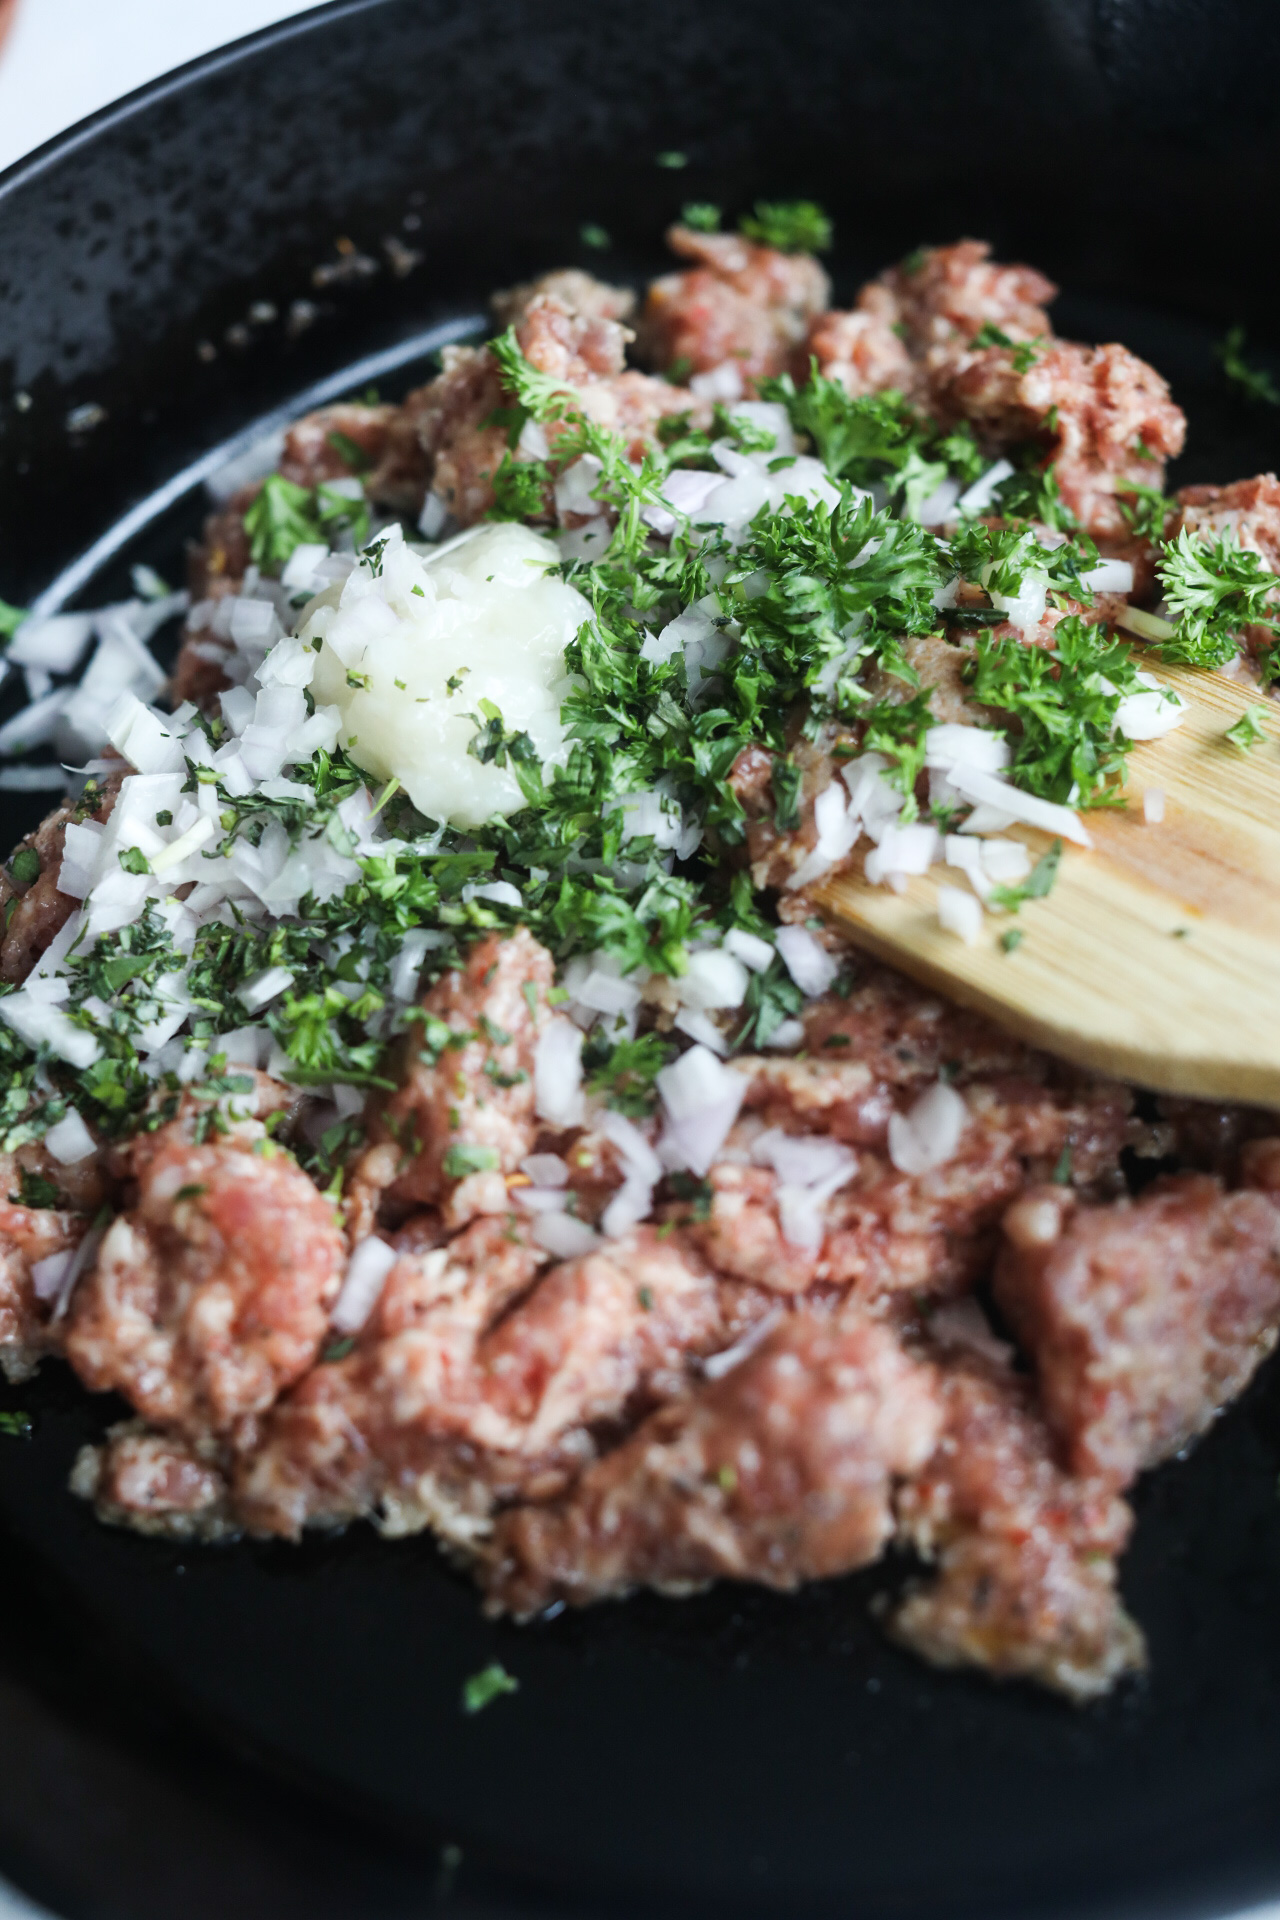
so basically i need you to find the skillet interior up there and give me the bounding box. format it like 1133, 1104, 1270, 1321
3, 2, 1280, 1914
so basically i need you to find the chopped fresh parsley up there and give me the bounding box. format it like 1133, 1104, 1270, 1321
1225, 703, 1271, 750
1215, 326, 1279, 408
8, 846, 40, 890
580, 222, 611, 251
0, 599, 27, 642
443, 1144, 501, 1179
0, 1411, 32, 1438
739, 200, 832, 253
243, 473, 370, 572
462, 1663, 519, 1713
1157, 525, 1280, 669
681, 202, 721, 232
991, 839, 1063, 913
583, 1030, 674, 1115
1116, 478, 1176, 545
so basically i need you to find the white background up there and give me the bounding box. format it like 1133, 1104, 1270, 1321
0, 4, 1278, 1919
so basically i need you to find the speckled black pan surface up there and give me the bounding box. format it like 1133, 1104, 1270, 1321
3, 3, 1280, 1915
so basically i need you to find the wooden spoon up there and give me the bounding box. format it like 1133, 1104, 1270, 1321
816, 658, 1280, 1107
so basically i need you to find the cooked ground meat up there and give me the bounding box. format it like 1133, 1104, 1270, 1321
638, 225, 831, 390
994, 1169, 1280, 1483
484, 1305, 941, 1617
277, 399, 428, 513
491, 268, 637, 332
877, 239, 1058, 364
354, 927, 553, 1230
889, 1353, 1144, 1701
65, 1083, 345, 1443
804, 296, 916, 398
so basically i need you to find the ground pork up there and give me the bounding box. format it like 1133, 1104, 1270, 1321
352, 928, 553, 1232
802, 293, 917, 398
72, 1421, 237, 1543
0, 1202, 85, 1382
1170, 475, 1280, 671
277, 399, 428, 513
482, 1305, 941, 1617
889, 1353, 1144, 1701
877, 240, 1057, 362
994, 1166, 1280, 1484
491, 268, 636, 331
413, 292, 709, 528
638, 225, 831, 390
0, 770, 123, 984
234, 1220, 741, 1542
934, 338, 1186, 542
64, 1082, 345, 1443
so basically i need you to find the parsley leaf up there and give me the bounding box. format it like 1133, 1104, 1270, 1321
462, 1663, 519, 1713
1157, 525, 1280, 669
991, 838, 1063, 912
681, 202, 721, 232
739, 200, 832, 253
1225, 703, 1271, 749
1216, 326, 1280, 408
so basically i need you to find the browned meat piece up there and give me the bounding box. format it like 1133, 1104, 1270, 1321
72, 1422, 236, 1542
64, 1087, 346, 1442
1155, 1092, 1276, 1177
994, 1171, 1280, 1485
890, 1355, 1144, 1702
409, 343, 512, 528
0, 770, 123, 984
353, 927, 553, 1232
802, 292, 916, 398
492, 268, 637, 331
638, 225, 831, 389
876, 239, 1057, 363
0, 1137, 107, 1217
0, 1202, 85, 1381
171, 489, 257, 706
483, 1307, 942, 1617
277, 400, 428, 512
936, 339, 1186, 542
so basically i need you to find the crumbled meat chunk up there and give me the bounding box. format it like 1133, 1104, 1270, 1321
65, 1091, 345, 1441
414, 295, 707, 527
638, 225, 831, 389
491, 268, 637, 331
1, 771, 123, 984
1174, 472, 1280, 571
935, 339, 1186, 542
994, 1172, 1280, 1483
482, 1307, 941, 1617
236, 1220, 734, 1541
278, 400, 429, 513
803, 293, 916, 398
876, 240, 1057, 363
0, 1203, 84, 1381
890, 1355, 1144, 1701
73, 1422, 236, 1542
355, 928, 553, 1231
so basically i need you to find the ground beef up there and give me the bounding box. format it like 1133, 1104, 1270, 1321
482, 1306, 941, 1617
638, 225, 831, 390
0, 1202, 84, 1382
354, 928, 553, 1231
0, 771, 124, 984
72, 1421, 236, 1543
277, 399, 429, 513
994, 1169, 1280, 1484
64, 1089, 345, 1443
889, 1353, 1144, 1701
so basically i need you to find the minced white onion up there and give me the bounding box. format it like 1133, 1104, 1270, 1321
774, 925, 837, 997
723, 927, 774, 973
888, 1081, 968, 1175
656, 1044, 746, 1176
331, 1235, 398, 1334
1143, 788, 1166, 825
937, 885, 983, 945
43, 1108, 98, 1165
532, 1212, 601, 1259
534, 1017, 585, 1128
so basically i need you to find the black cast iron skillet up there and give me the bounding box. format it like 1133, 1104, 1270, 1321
3, 3, 1280, 1915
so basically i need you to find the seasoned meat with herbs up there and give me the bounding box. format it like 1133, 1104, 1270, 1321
994, 1168, 1280, 1483
483, 1307, 941, 1617
890, 1354, 1144, 1701
73, 1421, 236, 1542
491, 268, 637, 331
65, 1081, 345, 1441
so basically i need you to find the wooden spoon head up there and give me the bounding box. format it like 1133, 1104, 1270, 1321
817, 659, 1280, 1109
